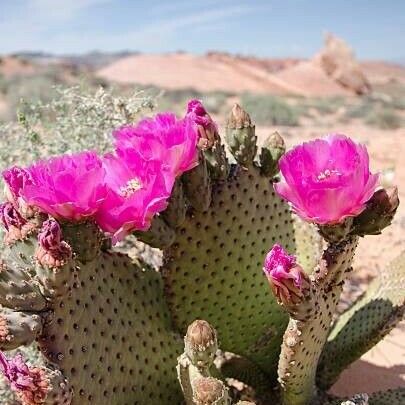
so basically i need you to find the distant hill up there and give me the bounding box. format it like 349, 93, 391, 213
10, 50, 139, 69
3, 36, 405, 96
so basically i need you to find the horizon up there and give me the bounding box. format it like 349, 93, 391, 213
0, 0, 404, 63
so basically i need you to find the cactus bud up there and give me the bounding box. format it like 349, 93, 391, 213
227, 104, 252, 128
352, 187, 399, 236
193, 377, 229, 405
187, 99, 217, 150
260, 131, 286, 177
263, 244, 310, 308
36, 219, 71, 267
185, 320, 218, 368
226, 104, 257, 166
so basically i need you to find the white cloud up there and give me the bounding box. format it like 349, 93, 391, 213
0, 1, 271, 54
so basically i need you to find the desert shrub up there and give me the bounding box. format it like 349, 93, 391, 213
300, 96, 345, 115
200, 91, 231, 115
0, 85, 155, 170
1, 70, 63, 115
342, 97, 376, 120
240, 93, 300, 126
365, 108, 402, 129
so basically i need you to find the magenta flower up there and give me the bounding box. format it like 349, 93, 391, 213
113, 112, 199, 179
0, 351, 49, 404
186, 99, 218, 149
263, 244, 309, 305
13, 152, 107, 221
274, 134, 379, 224
96, 149, 173, 244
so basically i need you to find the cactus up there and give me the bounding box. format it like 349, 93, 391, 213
0, 219, 183, 404
0, 99, 403, 405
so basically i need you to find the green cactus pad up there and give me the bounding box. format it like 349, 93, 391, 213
162, 163, 321, 377
0, 228, 184, 404
317, 250, 405, 389
38, 251, 183, 404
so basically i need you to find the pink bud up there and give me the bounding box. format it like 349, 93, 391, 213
186, 99, 218, 149
263, 244, 309, 306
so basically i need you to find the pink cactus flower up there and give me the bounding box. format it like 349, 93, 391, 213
13, 152, 108, 221
96, 149, 174, 244
113, 112, 199, 178
186, 99, 218, 149
0, 351, 49, 404
274, 134, 379, 224
263, 244, 309, 305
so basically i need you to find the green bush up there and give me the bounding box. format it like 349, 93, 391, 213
240, 93, 300, 126
366, 108, 402, 130
0, 85, 155, 170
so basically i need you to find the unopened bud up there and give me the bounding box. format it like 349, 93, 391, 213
353, 187, 399, 236
185, 320, 218, 367
260, 131, 286, 176
193, 377, 229, 405
226, 104, 257, 165
227, 104, 252, 129
263, 244, 310, 309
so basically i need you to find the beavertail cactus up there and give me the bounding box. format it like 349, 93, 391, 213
0, 100, 403, 405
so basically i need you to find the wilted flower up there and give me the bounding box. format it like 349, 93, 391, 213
0, 351, 49, 404
274, 134, 379, 224
36, 219, 71, 267
96, 149, 173, 244
0, 202, 26, 232
0, 202, 34, 243
2, 167, 32, 207
186, 99, 218, 149
14, 152, 107, 221
113, 112, 199, 178
263, 244, 309, 306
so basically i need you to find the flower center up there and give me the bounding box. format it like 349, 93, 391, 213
317, 168, 341, 181
119, 178, 142, 197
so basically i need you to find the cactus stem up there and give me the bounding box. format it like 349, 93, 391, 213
278, 237, 358, 405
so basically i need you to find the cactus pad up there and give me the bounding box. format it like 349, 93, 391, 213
162, 116, 321, 377
0, 226, 183, 404
317, 250, 405, 389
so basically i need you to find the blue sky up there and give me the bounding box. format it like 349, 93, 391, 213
0, 0, 404, 60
